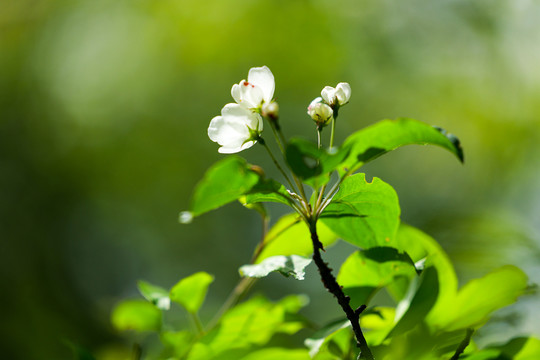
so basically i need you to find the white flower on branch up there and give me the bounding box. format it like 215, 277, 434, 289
307, 97, 333, 126
208, 103, 263, 153
231, 66, 275, 110
321, 82, 351, 107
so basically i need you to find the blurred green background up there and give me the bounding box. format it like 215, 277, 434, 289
1, 0, 540, 358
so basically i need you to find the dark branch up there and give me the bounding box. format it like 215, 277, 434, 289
309, 222, 374, 360
450, 328, 474, 360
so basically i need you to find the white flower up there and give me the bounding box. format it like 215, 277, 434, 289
231, 66, 275, 109
321, 82, 351, 107
208, 103, 263, 153
307, 97, 333, 126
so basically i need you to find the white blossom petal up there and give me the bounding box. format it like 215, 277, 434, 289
208, 103, 263, 153
307, 99, 333, 125
231, 80, 264, 108
336, 82, 351, 105
321, 86, 337, 106
248, 66, 275, 104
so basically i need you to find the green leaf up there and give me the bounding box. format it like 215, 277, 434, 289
285, 138, 350, 186
361, 307, 397, 346
340, 118, 464, 173
170, 271, 214, 313
464, 337, 540, 360
240, 348, 311, 360
337, 247, 417, 307
321, 173, 400, 248
179, 156, 261, 223
398, 225, 529, 333
394, 223, 458, 325
431, 265, 528, 332
239, 255, 312, 280
194, 295, 308, 357
254, 213, 338, 263
137, 280, 170, 310
111, 299, 161, 332
161, 330, 194, 358
304, 319, 350, 358
388, 266, 440, 338
241, 178, 293, 206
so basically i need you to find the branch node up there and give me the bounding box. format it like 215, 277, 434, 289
355, 305, 367, 316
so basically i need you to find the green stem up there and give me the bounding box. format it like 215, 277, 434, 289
316, 167, 354, 218
330, 117, 336, 148
260, 139, 297, 193
269, 120, 285, 154
191, 312, 205, 336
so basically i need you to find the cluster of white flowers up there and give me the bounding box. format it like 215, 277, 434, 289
207, 66, 351, 153
208, 66, 276, 154
307, 82, 351, 127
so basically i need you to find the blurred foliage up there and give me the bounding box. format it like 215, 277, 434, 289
1, 0, 540, 359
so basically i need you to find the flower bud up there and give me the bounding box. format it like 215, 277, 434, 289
307, 97, 333, 126
262, 101, 279, 120
321, 82, 351, 107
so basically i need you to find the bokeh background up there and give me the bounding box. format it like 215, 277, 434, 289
1, 0, 540, 359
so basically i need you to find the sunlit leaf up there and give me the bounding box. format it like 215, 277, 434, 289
179, 156, 261, 223
431, 265, 528, 332
240, 348, 311, 360
161, 330, 194, 358
195, 295, 308, 357
464, 337, 540, 360
111, 300, 161, 332
337, 247, 417, 307
239, 255, 312, 280
170, 272, 214, 313
137, 280, 170, 310
321, 173, 400, 248
361, 307, 397, 346
394, 223, 458, 324
340, 118, 464, 173
254, 213, 338, 263
388, 266, 439, 338
305, 318, 350, 358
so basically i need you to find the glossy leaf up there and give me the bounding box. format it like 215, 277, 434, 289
254, 213, 338, 263
431, 265, 528, 331
239, 255, 312, 280
337, 247, 417, 306
111, 299, 161, 332
340, 118, 463, 173
137, 280, 170, 310
179, 156, 261, 223
361, 307, 397, 346
170, 272, 214, 313
285, 138, 350, 185
305, 319, 350, 358
394, 223, 458, 324
241, 178, 292, 206
388, 266, 440, 338
321, 173, 400, 248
